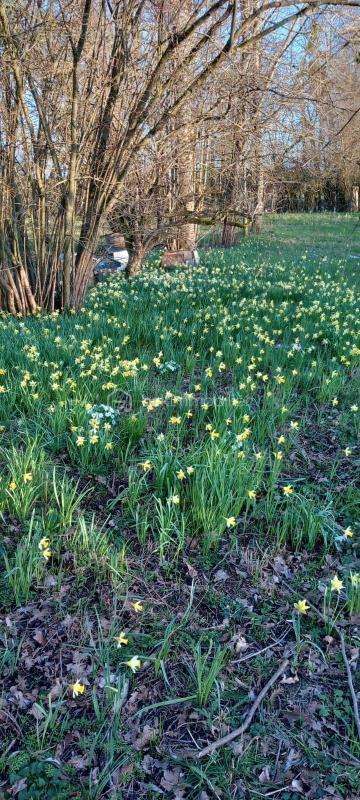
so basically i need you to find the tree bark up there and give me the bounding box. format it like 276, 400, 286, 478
126, 244, 146, 278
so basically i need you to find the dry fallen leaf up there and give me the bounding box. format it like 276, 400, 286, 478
214, 569, 229, 582
184, 560, 198, 578
134, 724, 157, 751
259, 766, 271, 784
160, 767, 182, 791
291, 778, 304, 793
282, 673, 299, 684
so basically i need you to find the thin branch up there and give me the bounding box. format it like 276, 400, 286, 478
340, 632, 360, 742
195, 659, 289, 759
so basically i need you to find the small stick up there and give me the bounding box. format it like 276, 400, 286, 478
0, 709, 22, 737
196, 659, 289, 759
340, 631, 360, 742
233, 628, 291, 664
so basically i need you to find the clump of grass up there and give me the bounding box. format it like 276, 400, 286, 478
2, 513, 44, 605
3, 437, 49, 521
191, 639, 228, 707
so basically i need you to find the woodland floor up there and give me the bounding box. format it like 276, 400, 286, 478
0, 213, 359, 799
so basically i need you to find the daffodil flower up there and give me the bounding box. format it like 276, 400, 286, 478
294, 599, 310, 615
131, 600, 143, 613
114, 632, 129, 648
70, 681, 86, 698
330, 575, 344, 593
126, 656, 141, 673
38, 537, 50, 550
282, 484, 294, 495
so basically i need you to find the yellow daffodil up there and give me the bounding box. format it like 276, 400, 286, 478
126, 656, 141, 673
38, 537, 50, 550
294, 599, 310, 615
114, 632, 129, 648
226, 516, 236, 528
330, 575, 344, 593
131, 600, 143, 613
283, 485, 294, 495
70, 681, 86, 698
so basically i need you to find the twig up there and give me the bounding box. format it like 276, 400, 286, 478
340, 631, 360, 741
233, 628, 291, 664
196, 659, 289, 759
0, 709, 22, 737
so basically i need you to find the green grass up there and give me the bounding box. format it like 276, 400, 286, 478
0, 213, 359, 799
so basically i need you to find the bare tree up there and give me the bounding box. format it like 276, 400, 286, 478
1, 0, 360, 312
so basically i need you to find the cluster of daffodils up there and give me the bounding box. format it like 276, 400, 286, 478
0, 233, 358, 585
294, 571, 360, 621
7, 472, 33, 493
72, 408, 116, 451
69, 599, 145, 699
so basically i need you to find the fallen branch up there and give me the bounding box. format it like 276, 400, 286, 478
281, 578, 360, 743
340, 631, 360, 741
196, 659, 289, 759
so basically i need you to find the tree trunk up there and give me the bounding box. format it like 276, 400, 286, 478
221, 218, 237, 247
0, 266, 37, 314
252, 166, 264, 233
351, 185, 359, 212
126, 244, 146, 278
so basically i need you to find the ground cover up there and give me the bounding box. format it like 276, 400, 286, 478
0, 214, 359, 799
